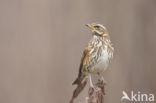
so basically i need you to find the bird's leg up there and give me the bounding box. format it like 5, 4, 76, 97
89, 75, 94, 87
97, 72, 107, 85
97, 72, 102, 78
97, 72, 107, 95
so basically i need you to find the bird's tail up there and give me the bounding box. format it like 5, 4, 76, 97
72, 74, 86, 85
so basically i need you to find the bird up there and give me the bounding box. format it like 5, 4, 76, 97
72, 23, 114, 86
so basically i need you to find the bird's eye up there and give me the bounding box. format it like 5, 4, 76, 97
94, 26, 100, 29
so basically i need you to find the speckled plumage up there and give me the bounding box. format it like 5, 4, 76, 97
73, 23, 114, 85
85, 35, 114, 74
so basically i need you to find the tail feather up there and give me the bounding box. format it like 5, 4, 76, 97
72, 74, 86, 85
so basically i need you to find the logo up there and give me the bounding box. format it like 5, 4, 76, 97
121, 90, 154, 102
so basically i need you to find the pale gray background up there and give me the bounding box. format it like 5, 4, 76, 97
0, 0, 156, 103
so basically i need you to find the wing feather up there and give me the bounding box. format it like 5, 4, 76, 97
78, 48, 90, 75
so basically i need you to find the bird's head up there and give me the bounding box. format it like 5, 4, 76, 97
86, 23, 109, 37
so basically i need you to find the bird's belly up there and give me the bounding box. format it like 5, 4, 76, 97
91, 50, 109, 73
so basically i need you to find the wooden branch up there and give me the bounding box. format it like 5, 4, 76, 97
85, 77, 106, 103
70, 76, 106, 103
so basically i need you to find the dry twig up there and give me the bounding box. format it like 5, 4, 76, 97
85, 76, 106, 103
70, 76, 106, 103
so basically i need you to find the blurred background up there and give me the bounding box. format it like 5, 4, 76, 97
0, 0, 156, 103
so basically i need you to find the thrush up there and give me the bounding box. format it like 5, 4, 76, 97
72, 23, 114, 86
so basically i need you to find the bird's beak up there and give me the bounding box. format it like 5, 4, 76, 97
102, 33, 108, 37
85, 24, 94, 30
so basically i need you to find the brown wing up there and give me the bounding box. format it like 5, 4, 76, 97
72, 47, 91, 85
78, 48, 90, 76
